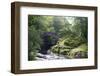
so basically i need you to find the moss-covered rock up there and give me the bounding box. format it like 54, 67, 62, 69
67, 43, 88, 58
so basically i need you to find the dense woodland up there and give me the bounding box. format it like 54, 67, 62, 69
28, 15, 88, 61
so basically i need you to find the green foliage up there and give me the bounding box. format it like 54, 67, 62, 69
28, 15, 88, 60
28, 26, 43, 60
72, 17, 88, 41
52, 16, 70, 35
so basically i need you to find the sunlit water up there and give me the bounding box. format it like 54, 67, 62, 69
36, 51, 66, 61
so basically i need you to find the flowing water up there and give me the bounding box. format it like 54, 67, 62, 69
36, 51, 66, 61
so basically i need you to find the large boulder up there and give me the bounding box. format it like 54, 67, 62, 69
39, 32, 59, 54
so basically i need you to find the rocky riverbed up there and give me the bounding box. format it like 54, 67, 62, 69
36, 51, 66, 61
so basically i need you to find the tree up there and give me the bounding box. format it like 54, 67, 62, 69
72, 17, 88, 42
52, 16, 72, 38
28, 26, 43, 60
